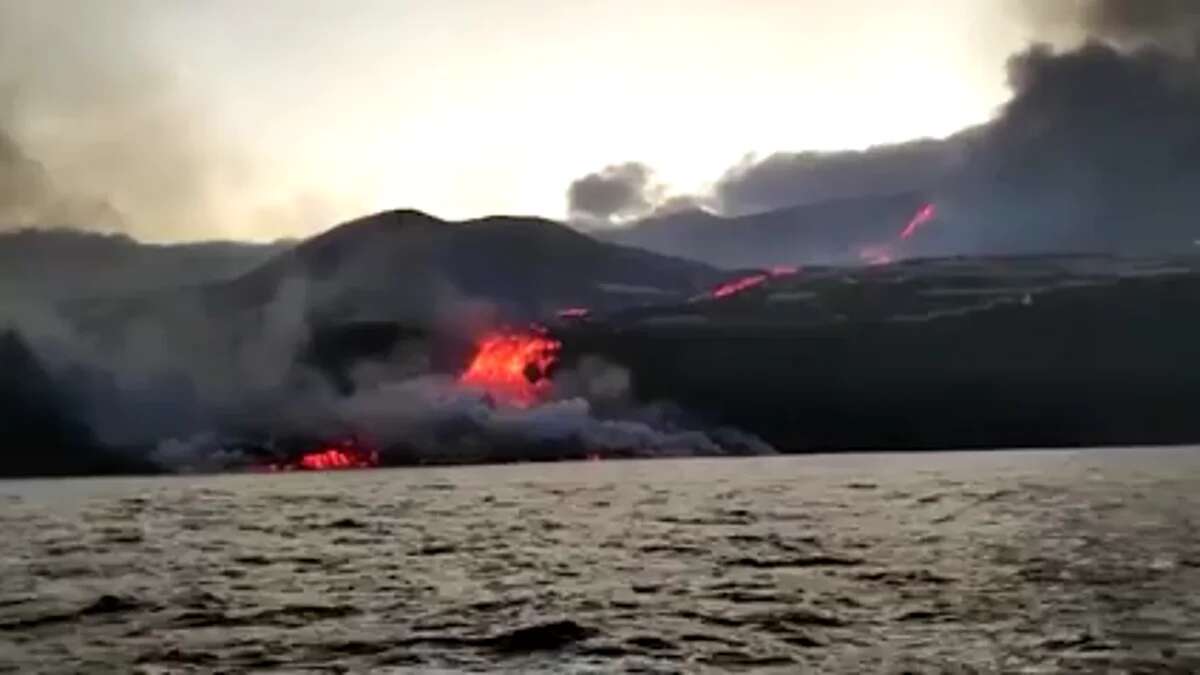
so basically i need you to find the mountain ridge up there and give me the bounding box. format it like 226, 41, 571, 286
600, 190, 933, 269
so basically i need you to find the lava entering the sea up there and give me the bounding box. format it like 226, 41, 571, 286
459, 328, 561, 405
268, 438, 380, 472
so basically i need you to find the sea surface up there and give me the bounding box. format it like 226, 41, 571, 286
2, 447, 1200, 673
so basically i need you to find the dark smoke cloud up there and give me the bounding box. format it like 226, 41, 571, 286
0, 128, 124, 230
0, 1, 337, 241
581, 0, 1200, 260
1, 208, 765, 474
0, 2, 211, 237
567, 162, 663, 223
1076, 0, 1200, 53
713, 138, 966, 216
648, 194, 712, 218
142, 358, 774, 473
943, 38, 1200, 254
941, 0, 1200, 254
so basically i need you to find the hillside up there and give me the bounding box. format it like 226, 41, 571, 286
557, 254, 1200, 451
223, 209, 721, 325
11, 210, 724, 449
0, 228, 290, 302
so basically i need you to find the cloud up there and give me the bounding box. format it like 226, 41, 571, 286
0, 1, 350, 241
0, 128, 125, 230
939, 36, 1200, 254
1078, 0, 1200, 53
580, 0, 1200, 260
715, 34, 1200, 256
567, 162, 663, 223
712, 138, 966, 216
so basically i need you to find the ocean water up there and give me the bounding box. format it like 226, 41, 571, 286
2, 448, 1199, 673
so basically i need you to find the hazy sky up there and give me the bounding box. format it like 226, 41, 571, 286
4, 0, 1054, 241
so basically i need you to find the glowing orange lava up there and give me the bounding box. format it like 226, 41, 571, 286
706, 266, 799, 300
280, 439, 379, 471
855, 203, 937, 266
459, 328, 561, 405
711, 273, 769, 299
556, 307, 591, 319
299, 448, 356, 470
899, 203, 937, 240
858, 245, 895, 266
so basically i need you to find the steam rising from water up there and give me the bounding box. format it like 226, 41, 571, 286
152, 370, 773, 473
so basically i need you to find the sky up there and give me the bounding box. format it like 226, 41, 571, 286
1, 0, 1062, 241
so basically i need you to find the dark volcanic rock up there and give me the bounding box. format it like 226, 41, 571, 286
559, 255, 1200, 452
0, 228, 286, 301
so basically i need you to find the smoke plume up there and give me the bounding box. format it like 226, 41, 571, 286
946, 41, 1200, 254
3, 246, 767, 474
0, 1, 343, 241
580, 0, 1200, 261
936, 0, 1200, 254
148, 364, 773, 473
567, 162, 664, 224
712, 139, 965, 217
1038, 0, 1200, 54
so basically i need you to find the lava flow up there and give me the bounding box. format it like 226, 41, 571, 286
270, 438, 379, 472
556, 307, 591, 319
858, 245, 895, 266
857, 202, 938, 266
708, 266, 797, 300
459, 328, 561, 405
899, 202, 937, 240
711, 273, 769, 299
